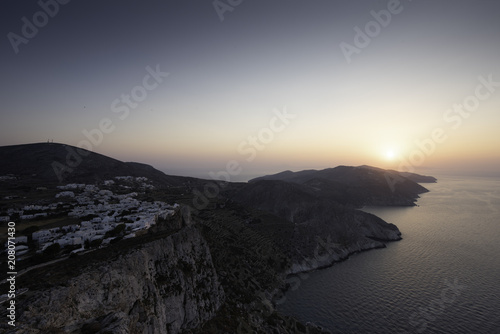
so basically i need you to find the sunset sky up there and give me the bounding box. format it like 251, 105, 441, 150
1, 0, 499, 180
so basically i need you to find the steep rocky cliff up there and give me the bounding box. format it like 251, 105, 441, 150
9, 222, 224, 333
286, 210, 401, 274
3, 206, 331, 333
227, 180, 402, 275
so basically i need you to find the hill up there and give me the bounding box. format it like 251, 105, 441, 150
249, 165, 432, 206
0, 142, 196, 187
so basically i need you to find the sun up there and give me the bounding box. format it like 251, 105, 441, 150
385, 149, 396, 160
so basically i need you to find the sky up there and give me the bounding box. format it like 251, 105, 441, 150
1, 0, 499, 180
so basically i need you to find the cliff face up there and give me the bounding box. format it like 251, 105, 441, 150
13, 225, 224, 334
287, 210, 401, 274
228, 181, 402, 275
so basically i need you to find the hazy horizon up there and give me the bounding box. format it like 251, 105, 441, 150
2, 1, 499, 179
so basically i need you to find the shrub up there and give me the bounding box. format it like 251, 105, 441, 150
43, 243, 61, 257
90, 239, 103, 248
22, 225, 40, 236
104, 223, 126, 238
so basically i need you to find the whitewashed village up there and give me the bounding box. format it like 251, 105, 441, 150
2, 176, 178, 259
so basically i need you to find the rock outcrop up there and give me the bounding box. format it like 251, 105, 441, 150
287, 210, 401, 274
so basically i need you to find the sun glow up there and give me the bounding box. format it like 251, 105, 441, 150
385, 149, 396, 160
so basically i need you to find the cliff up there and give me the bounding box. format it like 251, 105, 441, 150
286, 210, 401, 274
8, 219, 224, 333
2, 205, 331, 333
226, 179, 402, 275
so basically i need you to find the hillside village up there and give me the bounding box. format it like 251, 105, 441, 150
2, 176, 178, 259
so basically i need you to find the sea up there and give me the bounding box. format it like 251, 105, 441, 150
277, 175, 500, 333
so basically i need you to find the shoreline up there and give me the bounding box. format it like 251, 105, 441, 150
271, 235, 402, 299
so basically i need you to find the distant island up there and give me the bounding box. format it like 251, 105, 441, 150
0, 143, 435, 333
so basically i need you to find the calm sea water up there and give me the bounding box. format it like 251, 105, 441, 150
277, 176, 500, 333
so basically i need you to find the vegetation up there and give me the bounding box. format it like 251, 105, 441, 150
104, 223, 126, 238
22, 225, 40, 237
43, 242, 61, 257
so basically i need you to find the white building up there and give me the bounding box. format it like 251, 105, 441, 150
32, 230, 54, 244
16, 236, 28, 244
56, 191, 75, 198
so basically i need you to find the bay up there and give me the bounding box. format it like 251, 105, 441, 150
277, 175, 500, 333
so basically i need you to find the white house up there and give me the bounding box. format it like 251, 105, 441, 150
56, 235, 82, 247
99, 190, 113, 197
56, 191, 75, 198
16, 236, 28, 244
57, 184, 85, 190
33, 230, 54, 244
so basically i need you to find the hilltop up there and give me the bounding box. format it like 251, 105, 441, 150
0, 142, 196, 187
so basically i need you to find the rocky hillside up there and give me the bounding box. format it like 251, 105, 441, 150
225, 180, 401, 274
3, 205, 329, 334
250, 165, 432, 206
7, 211, 225, 334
